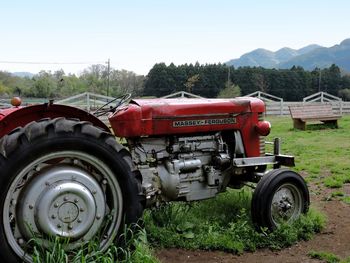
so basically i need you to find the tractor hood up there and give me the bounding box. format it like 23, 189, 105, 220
109, 97, 265, 137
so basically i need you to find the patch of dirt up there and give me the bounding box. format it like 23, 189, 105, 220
156, 177, 350, 263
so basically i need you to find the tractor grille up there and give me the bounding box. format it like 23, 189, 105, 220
258, 113, 265, 156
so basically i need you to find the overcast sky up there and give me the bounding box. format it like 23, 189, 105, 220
0, 0, 349, 75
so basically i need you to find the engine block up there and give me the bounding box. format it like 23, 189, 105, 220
128, 133, 231, 204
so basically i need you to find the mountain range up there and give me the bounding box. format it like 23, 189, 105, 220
226, 38, 350, 72
11, 72, 34, 78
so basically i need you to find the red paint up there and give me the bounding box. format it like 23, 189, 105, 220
255, 120, 271, 136
110, 97, 266, 157
0, 107, 20, 122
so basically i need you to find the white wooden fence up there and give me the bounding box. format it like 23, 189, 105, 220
244, 91, 349, 116
1, 91, 350, 116
0, 99, 10, 108
265, 101, 350, 116
56, 92, 116, 112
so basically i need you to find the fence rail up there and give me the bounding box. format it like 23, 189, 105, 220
1, 94, 350, 116
56, 92, 116, 112
265, 101, 350, 115
0, 100, 10, 108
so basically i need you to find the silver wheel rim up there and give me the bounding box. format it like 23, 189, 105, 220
3, 151, 123, 262
271, 183, 303, 226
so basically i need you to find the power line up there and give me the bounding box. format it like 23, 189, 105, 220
0, 61, 104, 65
106, 58, 110, 96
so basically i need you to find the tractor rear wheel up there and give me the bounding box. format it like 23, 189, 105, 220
0, 118, 144, 262
251, 168, 309, 230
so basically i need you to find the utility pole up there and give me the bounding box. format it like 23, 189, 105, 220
318, 69, 322, 92
106, 58, 110, 97
227, 66, 231, 87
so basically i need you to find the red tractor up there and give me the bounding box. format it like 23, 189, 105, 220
0, 95, 309, 262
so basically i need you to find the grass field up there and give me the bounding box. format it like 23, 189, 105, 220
267, 115, 350, 190
34, 115, 350, 262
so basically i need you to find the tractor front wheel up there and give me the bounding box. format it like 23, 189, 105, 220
251, 169, 309, 230
0, 118, 144, 262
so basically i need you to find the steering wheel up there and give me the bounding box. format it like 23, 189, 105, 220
93, 93, 131, 117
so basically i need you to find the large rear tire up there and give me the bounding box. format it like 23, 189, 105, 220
251, 168, 309, 230
0, 118, 144, 262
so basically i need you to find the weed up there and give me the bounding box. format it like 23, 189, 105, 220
308, 250, 340, 263
324, 175, 348, 188
331, 191, 345, 197
148, 202, 191, 229
31, 225, 159, 263
342, 196, 350, 204
144, 189, 326, 254
308, 251, 350, 263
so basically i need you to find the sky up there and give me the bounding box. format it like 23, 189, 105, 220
0, 0, 349, 75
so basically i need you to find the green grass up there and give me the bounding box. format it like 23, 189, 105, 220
266, 115, 350, 190
331, 191, 345, 197
32, 227, 159, 263
308, 250, 350, 263
144, 189, 325, 254
308, 251, 341, 263
342, 196, 350, 204
266, 115, 350, 207
323, 190, 346, 201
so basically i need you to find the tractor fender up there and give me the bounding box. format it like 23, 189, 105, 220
0, 103, 110, 138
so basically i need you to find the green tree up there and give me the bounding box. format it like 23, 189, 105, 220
320, 64, 342, 94
217, 82, 241, 98
60, 74, 86, 97
80, 64, 108, 95
144, 63, 174, 97
251, 72, 267, 92
184, 74, 200, 93
31, 71, 57, 98
109, 69, 145, 96
0, 83, 10, 96
338, 89, 350, 100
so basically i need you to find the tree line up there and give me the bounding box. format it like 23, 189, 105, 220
1, 63, 350, 101
0, 65, 144, 99
144, 63, 350, 101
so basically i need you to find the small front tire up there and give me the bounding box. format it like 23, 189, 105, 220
251, 168, 309, 230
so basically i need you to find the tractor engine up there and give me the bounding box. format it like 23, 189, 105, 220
109, 97, 271, 204
128, 133, 231, 203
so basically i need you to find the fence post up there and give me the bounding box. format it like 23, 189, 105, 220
280, 101, 283, 116
340, 101, 343, 115
87, 93, 90, 112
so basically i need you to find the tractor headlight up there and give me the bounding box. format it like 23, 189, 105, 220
255, 121, 271, 136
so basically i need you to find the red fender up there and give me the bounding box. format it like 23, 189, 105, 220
0, 103, 110, 138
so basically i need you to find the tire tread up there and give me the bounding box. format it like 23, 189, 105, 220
0, 117, 144, 262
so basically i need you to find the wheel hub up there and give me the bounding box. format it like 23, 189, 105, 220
17, 165, 106, 245
58, 202, 79, 224
271, 184, 302, 224
278, 195, 293, 213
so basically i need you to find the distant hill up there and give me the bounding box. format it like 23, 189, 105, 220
11, 72, 34, 78
279, 39, 350, 71
226, 39, 350, 72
